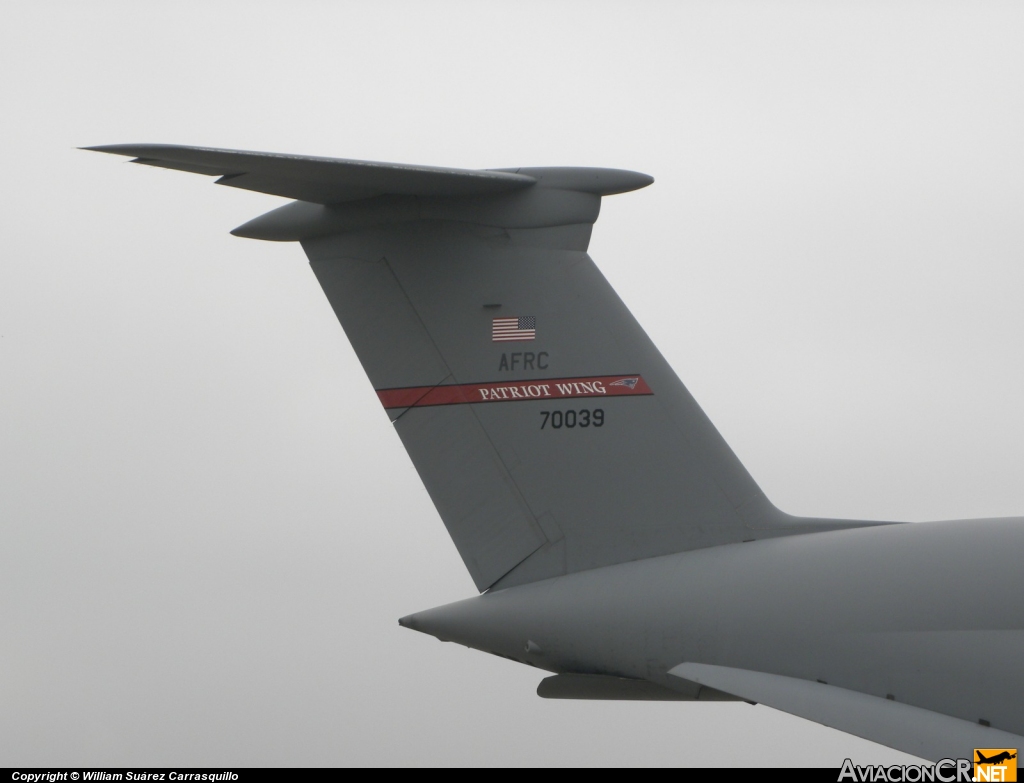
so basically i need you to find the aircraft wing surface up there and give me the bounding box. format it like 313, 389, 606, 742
82, 144, 538, 204
670, 662, 1024, 762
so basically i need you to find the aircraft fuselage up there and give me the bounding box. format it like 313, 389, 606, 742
403, 517, 1024, 738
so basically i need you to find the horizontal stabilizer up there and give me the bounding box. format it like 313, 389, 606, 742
83, 144, 536, 204
669, 663, 1024, 762
82, 145, 654, 206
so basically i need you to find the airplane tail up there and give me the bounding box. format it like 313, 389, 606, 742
87, 145, 885, 591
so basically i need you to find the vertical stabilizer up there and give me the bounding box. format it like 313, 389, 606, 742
85, 146, 885, 592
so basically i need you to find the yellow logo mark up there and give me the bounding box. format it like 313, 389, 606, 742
974, 749, 1017, 782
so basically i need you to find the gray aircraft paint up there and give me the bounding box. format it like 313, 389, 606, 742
88, 144, 1024, 760
402, 518, 1024, 760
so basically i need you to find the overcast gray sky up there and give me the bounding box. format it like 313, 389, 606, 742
2, 0, 1023, 767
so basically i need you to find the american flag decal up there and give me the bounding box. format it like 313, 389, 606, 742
492, 316, 536, 342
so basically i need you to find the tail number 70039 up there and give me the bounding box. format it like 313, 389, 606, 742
539, 409, 604, 429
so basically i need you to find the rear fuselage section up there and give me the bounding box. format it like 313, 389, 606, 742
402, 517, 1024, 735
